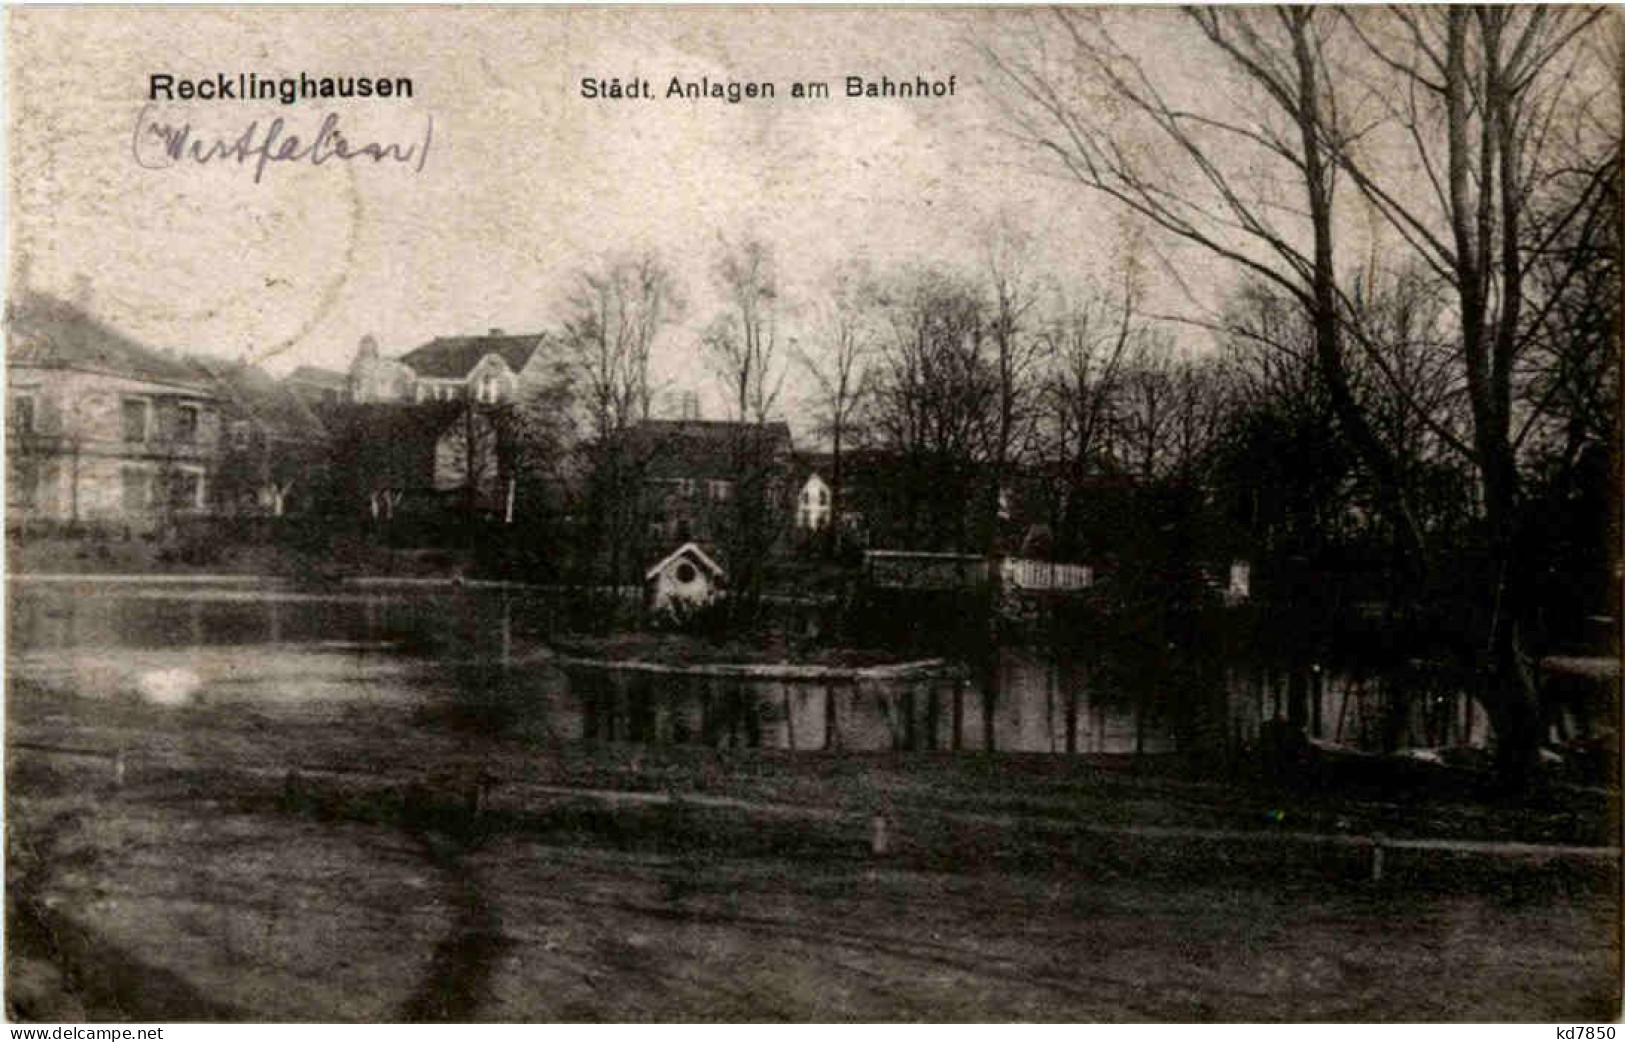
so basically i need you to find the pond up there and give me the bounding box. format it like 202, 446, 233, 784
7, 580, 1499, 756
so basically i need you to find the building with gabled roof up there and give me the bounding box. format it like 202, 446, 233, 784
618, 418, 795, 547
7, 292, 208, 389
399, 333, 547, 380
348, 328, 559, 406
6, 292, 224, 529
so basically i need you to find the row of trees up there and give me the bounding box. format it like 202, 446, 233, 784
307, 7, 1617, 784
534, 8, 1618, 781
976, 6, 1619, 780
547, 236, 1261, 574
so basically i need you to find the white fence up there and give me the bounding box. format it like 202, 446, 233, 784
864, 551, 1092, 593
1000, 557, 1093, 592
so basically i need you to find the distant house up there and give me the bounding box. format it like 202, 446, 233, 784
339, 327, 572, 522
789, 448, 909, 550
6, 293, 223, 530
625, 419, 795, 546
190, 359, 328, 517
1225, 560, 1252, 604
282, 365, 348, 408
795, 472, 832, 532
646, 541, 726, 613
348, 328, 560, 406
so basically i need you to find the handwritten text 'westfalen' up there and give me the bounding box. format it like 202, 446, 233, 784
131, 104, 433, 183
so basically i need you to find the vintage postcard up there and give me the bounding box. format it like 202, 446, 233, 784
4, 4, 1619, 1025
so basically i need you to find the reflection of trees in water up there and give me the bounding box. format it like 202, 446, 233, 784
322, 586, 1510, 759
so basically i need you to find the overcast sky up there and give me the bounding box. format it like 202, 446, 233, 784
7, 7, 1255, 433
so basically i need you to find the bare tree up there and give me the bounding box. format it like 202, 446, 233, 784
977, 219, 1049, 552
795, 262, 876, 555
1516, 149, 1619, 473
1324, 6, 1614, 774
561, 252, 682, 583
1114, 335, 1231, 483
983, 5, 1615, 779
564, 253, 681, 440
705, 235, 791, 602
437, 396, 509, 524
866, 265, 996, 550
983, 6, 1425, 567
1036, 277, 1138, 553
705, 235, 786, 424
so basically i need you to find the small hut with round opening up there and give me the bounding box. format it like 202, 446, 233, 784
645, 542, 726, 614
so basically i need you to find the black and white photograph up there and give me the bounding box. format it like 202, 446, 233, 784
3, 4, 1620, 1024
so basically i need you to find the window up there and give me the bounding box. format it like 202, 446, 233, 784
174, 404, 199, 443
674, 561, 698, 585
122, 398, 149, 443
477, 375, 502, 404
229, 422, 253, 450
675, 478, 695, 498
8, 459, 38, 508
121, 467, 151, 512
708, 479, 734, 502
817, 487, 828, 507
170, 470, 202, 510
10, 394, 35, 435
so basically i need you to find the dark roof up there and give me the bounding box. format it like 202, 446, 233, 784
397, 332, 550, 380
6, 293, 209, 390
190, 358, 327, 441
284, 365, 347, 390
630, 419, 794, 480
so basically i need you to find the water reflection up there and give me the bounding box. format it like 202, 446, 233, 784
8, 582, 1492, 756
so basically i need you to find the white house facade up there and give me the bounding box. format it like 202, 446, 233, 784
796, 472, 831, 531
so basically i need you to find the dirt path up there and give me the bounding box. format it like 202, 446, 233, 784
398, 832, 511, 1022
